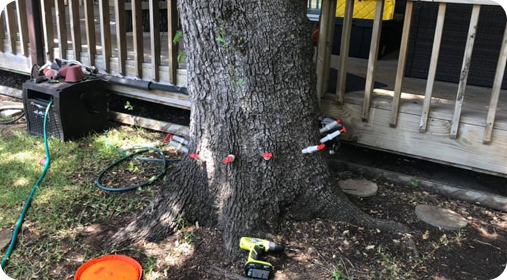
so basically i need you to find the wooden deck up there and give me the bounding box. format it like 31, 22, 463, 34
321, 54, 507, 176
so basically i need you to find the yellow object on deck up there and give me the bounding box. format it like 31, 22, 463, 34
336, 0, 396, 21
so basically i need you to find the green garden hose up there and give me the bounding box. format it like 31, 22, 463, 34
95, 132, 181, 192
1, 99, 53, 269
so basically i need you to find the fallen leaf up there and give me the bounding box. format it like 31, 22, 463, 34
422, 230, 430, 240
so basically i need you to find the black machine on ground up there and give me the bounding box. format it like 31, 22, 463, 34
22, 79, 108, 141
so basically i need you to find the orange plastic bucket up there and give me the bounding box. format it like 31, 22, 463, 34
75, 255, 142, 280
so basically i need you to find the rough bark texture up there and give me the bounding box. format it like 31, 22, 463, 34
110, 0, 409, 257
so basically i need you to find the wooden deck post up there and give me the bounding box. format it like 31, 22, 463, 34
419, 2, 446, 133
149, 0, 160, 81
450, 4, 481, 139
69, 0, 81, 61
132, 0, 144, 78
336, 0, 354, 105
362, 0, 384, 121
26, 0, 45, 65
168, 0, 179, 84
483, 24, 507, 144
5, 2, 18, 54
115, 0, 127, 75
84, 0, 96, 65
322, 0, 337, 99
316, 0, 335, 105
99, 0, 111, 72
55, 0, 68, 59
16, 0, 30, 57
390, 1, 414, 127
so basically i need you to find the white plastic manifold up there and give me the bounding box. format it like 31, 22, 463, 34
172, 135, 189, 145
302, 144, 325, 154
319, 119, 342, 134
320, 130, 342, 143
169, 140, 189, 154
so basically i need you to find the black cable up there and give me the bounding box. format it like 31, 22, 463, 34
0, 107, 25, 125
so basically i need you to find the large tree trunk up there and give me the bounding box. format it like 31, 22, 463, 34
110, 0, 408, 257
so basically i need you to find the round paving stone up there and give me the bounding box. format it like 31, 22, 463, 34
415, 204, 468, 231
339, 179, 378, 197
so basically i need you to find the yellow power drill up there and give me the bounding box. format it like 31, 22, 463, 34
239, 237, 285, 279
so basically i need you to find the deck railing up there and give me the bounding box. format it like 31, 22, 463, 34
316, 0, 506, 145
0, 0, 181, 85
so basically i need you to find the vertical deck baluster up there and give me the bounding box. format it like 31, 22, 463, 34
362, 0, 384, 121
132, 0, 143, 78
115, 0, 127, 75
16, 0, 29, 56
321, 0, 337, 100
419, 3, 447, 133
316, 0, 333, 104
55, 0, 68, 59
483, 24, 507, 144
84, 0, 96, 65
149, 0, 160, 81
336, 0, 354, 105
99, 0, 111, 72
450, 4, 481, 139
0, 10, 5, 53
390, 1, 414, 127
5, 2, 18, 54
69, 0, 81, 61
41, 0, 54, 61
168, 0, 178, 84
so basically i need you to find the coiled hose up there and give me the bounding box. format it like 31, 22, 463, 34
0, 107, 25, 125
95, 132, 181, 192
1, 99, 53, 269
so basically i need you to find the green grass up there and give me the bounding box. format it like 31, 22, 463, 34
0, 125, 171, 279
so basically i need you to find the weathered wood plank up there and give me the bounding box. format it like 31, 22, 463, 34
337, 0, 354, 105
0, 85, 23, 99
69, 0, 81, 61
5, 2, 17, 54
390, 1, 414, 127
99, 0, 111, 72
408, 0, 498, 5
483, 24, 507, 144
149, 0, 160, 81
41, 0, 54, 62
419, 3, 446, 133
167, 0, 178, 84
316, 0, 333, 104
362, 0, 384, 121
132, 0, 143, 78
322, 99, 507, 177
84, 0, 96, 64
115, 0, 127, 75
55, 0, 68, 59
16, 0, 29, 57
450, 4, 481, 139
109, 111, 189, 137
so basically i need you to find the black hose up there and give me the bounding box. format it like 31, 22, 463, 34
106, 76, 188, 95
0, 107, 25, 125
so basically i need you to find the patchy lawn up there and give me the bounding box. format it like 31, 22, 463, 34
0, 123, 506, 280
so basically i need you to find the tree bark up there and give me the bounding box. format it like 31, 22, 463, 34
110, 0, 409, 257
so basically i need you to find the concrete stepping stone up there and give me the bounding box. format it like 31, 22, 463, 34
339, 179, 378, 197
415, 204, 468, 231
0, 229, 12, 251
